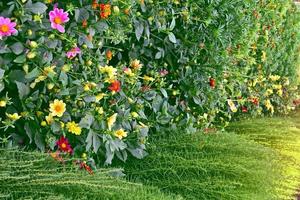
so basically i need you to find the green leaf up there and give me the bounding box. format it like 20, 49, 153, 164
160, 88, 168, 98
128, 148, 148, 159
79, 114, 94, 129
15, 81, 30, 99
26, 2, 48, 14
170, 18, 176, 30
10, 42, 24, 55
0, 68, 4, 79
93, 132, 101, 153
168, 32, 177, 43
86, 130, 93, 152
24, 122, 33, 144
0, 82, 4, 93
59, 72, 68, 86
135, 21, 144, 41
34, 132, 45, 152
14, 55, 26, 63
75, 8, 89, 22
25, 68, 40, 80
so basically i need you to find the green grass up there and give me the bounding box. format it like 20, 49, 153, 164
120, 112, 300, 200
0, 149, 181, 200
121, 132, 283, 200
2, 113, 300, 199
228, 111, 300, 199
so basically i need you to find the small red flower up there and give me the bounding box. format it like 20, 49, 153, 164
241, 106, 248, 113
159, 69, 169, 77
56, 136, 73, 154
108, 80, 121, 92
209, 78, 215, 89
141, 85, 151, 92
100, 4, 111, 19
250, 97, 259, 106
76, 161, 94, 175
82, 19, 88, 28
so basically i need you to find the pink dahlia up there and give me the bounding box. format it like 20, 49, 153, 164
66, 47, 81, 59
49, 8, 69, 33
0, 17, 17, 37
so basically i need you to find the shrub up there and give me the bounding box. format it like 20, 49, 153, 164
0, 0, 299, 164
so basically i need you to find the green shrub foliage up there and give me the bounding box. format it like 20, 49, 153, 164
0, 0, 299, 164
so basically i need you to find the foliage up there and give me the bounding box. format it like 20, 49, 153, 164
0, 149, 182, 200
0, 0, 299, 164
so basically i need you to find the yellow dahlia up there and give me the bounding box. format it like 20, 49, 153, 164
66, 121, 82, 135
6, 113, 21, 121
49, 99, 66, 117
114, 129, 127, 140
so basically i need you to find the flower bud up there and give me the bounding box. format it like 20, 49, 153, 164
41, 121, 47, 127
29, 41, 38, 48
131, 112, 139, 118
113, 6, 120, 14
47, 83, 55, 90
23, 64, 29, 74
27, 52, 36, 59
0, 100, 7, 107
27, 29, 33, 36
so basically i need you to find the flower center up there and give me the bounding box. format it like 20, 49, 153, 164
61, 143, 67, 148
54, 105, 62, 113
54, 17, 62, 24
0, 24, 9, 33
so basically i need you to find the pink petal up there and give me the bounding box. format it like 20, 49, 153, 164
56, 24, 65, 33
51, 22, 57, 29
3, 18, 10, 24
49, 11, 56, 18
9, 22, 16, 28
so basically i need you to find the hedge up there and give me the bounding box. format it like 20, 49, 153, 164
0, 0, 299, 164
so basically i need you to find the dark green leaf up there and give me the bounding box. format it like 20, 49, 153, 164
10, 42, 24, 55
15, 81, 30, 99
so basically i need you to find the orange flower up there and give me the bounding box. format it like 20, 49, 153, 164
108, 80, 121, 92
106, 50, 113, 61
82, 19, 88, 28
100, 4, 111, 19
92, 0, 99, 9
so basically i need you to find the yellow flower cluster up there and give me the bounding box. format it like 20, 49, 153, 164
264, 99, 274, 114
66, 121, 82, 135
114, 129, 127, 140
99, 65, 117, 82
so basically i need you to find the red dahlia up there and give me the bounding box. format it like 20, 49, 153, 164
56, 136, 73, 154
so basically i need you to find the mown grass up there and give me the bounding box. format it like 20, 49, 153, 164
2, 113, 300, 199
121, 132, 283, 200
121, 112, 300, 200
228, 111, 300, 199
0, 149, 181, 200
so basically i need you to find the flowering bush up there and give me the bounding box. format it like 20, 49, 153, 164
0, 0, 299, 165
